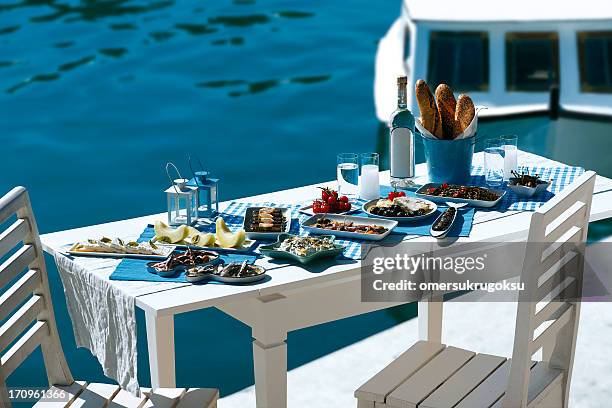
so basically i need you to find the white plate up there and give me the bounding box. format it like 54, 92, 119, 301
301, 214, 397, 241
415, 183, 506, 208
362, 198, 438, 222
243, 207, 292, 240
185, 264, 267, 284
67, 243, 175, 260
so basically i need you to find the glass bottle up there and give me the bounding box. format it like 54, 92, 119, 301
389, 76, 416, 188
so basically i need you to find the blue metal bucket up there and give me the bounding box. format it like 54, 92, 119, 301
420, 133, 476, 184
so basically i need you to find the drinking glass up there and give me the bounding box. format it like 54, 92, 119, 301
359, 153, 380, 200
501, 134, 518, 180
484, 140, 504, 187
337, 153, 359, 198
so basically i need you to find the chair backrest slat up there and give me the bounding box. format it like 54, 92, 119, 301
536, 270, 576, 304
503, 171, 596, 408
0, 270, 41, 323
0, 218, 29, 259
538, 237, 581, 281
530, 306, 573, 355
544, 202, 587, 244
0, 245, 36, 289
533, 301, 570, 332
0, 189, 28, 227
0, 321, 49, 378
0, 187, 73, 407
0, 295, 45, 352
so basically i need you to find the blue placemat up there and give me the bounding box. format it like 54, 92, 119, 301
109, 224, 258, 283
470, 165, 584, 211
109, 252, 258, 283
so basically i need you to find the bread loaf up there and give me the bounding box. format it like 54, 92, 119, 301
415, 79, 443, 138
435, 84, 457, 140
453, 94, 475, 137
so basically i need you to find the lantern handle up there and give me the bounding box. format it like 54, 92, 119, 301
187, 154, 206, 186
166, 162, 184, 194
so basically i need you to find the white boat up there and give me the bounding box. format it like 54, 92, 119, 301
374, 0, 612, 122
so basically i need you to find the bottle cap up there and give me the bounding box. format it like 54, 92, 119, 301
397, 76, 408, 85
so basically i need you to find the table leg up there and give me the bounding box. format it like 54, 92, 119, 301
145, 312, 176, 388
252, 333, 288, 408
418, 296, 443, 343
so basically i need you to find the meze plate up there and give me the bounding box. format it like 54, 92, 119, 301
243, 207, 292, 240
66, 243, 175, 260
362, 198, 438, 222
415, 183, 506, 208
259, 233, 344, 264
301, 214, 397, 241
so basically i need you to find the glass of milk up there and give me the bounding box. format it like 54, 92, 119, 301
501, 134, 518, 180
359, 153, 380, 200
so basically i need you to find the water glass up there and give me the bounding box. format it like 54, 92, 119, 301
337, 153, 359, 198
359, 153, 380, 200
484, 140, 504, 187
501, 134, 518, 180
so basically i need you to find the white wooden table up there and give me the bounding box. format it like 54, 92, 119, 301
40, 152, 612, 408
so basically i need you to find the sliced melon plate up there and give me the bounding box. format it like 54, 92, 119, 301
152, 218, 251, 250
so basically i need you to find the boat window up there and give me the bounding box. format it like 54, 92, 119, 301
506, 32, 559, 92
578, 31, 612, 92
404, 26, 411, 60
427, 31, 489, 92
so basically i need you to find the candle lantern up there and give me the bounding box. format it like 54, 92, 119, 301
165, 163, 197, 226
194, 171, 219, 218
188, 155, 219, 219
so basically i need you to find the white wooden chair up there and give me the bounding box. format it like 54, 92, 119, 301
355, 171, 597, 408
0, 187, 219, 408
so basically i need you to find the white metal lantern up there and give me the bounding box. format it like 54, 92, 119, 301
165, 163, 197, 226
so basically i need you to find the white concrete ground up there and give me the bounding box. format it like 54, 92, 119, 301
219, 301, 612, 407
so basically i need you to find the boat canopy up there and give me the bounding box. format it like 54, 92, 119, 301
404, 0, 612, 22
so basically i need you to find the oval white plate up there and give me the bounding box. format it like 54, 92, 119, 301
362, 198, 437, 223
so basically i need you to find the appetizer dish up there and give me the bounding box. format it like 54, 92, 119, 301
314, 218, 388, 235
430, 207, 457, 239
364, 193, 436, 222
186, 261, 266, 284
243, 207, 291, 239
300, 187, 352, 215
279, 235, 337, 257
245, 207, 286, 232
508, 170, 551, 197
415, 80, 475, 140
147, 248, 219, 277
260, 234, 343, 264
69, 237, 173, 259
422, 183, 499, 201
302, 214, 397, 241
153, 218, 251, 250
416, 183, 505, 208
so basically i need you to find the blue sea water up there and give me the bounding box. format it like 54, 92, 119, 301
1, 0, 611, 402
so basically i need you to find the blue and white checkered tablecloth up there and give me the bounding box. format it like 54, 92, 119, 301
205, 166, 582, 258
470, 165, 585, 212
205, 201, 367, 260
